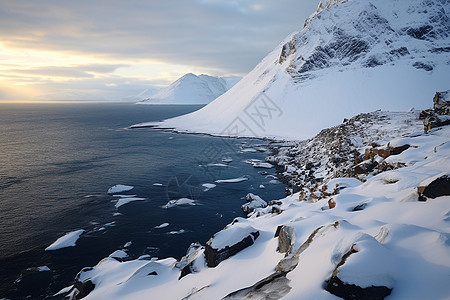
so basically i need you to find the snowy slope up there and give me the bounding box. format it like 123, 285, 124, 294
137, 73, 239, 105
135, 0, 450, 140
62, 113, 450, 300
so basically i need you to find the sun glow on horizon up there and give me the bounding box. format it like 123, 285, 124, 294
0, 43, 228, 102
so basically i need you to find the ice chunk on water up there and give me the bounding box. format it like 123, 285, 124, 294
108, 184, 134, 194
202, 183, 217, 191
45, 229, 84, 251
162, 198, 196, 208
155, 223, 170, 229
215, 177, 248, 183
115, 197, 146, 208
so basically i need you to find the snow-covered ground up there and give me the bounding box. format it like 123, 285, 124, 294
137, 73, 240, 105
63, 116, 450, 299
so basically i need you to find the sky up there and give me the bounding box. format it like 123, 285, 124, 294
0, 0, 318, 102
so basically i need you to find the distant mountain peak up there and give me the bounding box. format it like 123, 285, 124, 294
138, 73, 239, 105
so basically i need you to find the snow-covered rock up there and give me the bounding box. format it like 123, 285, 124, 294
215, 177, 249, 183
175, 242, 206, 279
137, 0, 450, 140
205, 219, 260, 268
137, 73, 239, 105
241, 193, 268, 214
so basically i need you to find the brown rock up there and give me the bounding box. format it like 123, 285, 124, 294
328, 199, 336, 209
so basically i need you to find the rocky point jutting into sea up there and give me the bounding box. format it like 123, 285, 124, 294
60, 91, 449, 299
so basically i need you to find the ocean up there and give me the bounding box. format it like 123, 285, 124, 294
0, 103, 285, 299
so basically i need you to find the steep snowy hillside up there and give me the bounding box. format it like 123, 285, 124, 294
138, 73, 239, 105
136, 0, 450, 140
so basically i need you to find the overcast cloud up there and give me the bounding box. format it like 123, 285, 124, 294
0, 0, 318, 101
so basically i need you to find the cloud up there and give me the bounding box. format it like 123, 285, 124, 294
1, 64, 128, 80
0, 0, 318, 101
0, 0, 317, 73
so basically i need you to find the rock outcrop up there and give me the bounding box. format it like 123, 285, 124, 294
418, 175, 450, 201
241, 193, 268, 214
175, 242, 205, 279
421, 90, 450, 133
204, 220, 259, 268
274, 225, 296, 254
325, 244, 392, 300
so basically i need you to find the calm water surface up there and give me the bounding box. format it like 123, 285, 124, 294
0, 103, 285, 299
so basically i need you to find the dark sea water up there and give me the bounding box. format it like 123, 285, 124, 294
0, 103, 285, 299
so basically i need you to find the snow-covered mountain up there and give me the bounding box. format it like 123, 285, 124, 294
137, 0, 450, 140
137, 73, 239, 105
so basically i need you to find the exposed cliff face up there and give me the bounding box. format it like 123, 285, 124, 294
287, 0, 450, 80
138, 0, 450, 140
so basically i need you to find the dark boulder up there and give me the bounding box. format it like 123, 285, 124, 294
326, 276, 392, 300
418, 175, 450, 201
325, 245, 392, 300
205, 222, 259, 268
73, 279, 95, 300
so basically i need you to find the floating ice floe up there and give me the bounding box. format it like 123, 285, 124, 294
202, 183, 216, 191
155, 223, 170, 229
162, 198, 196, 208
206, 163, 229, 167
107, 185, 134, 194
252, 162, 273, 169
115, 197, 146, 208
168, 229, 186, 235
45, 229, 85, 251
153, 183, 164, 187
215, 177, 249, 183
222, 158, 233, 163
240, 148, 258, 153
